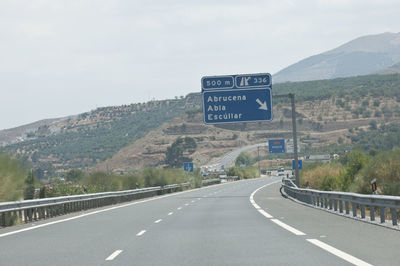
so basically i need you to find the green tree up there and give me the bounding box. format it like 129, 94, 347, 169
24, 171, 36, 200
165, 137, 197, 168
339, 150, 368, 191
65, 169, 85, 182
369, 120, 377, 130
235, 152, 251, 167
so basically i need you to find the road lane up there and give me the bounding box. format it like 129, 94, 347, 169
254, 182, 400, 266
113, 177, 354, 266
0, 176, 395, 265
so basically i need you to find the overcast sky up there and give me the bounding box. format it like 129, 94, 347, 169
1, 0, 400, 130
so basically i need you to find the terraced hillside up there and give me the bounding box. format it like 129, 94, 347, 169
3, 73, 400, 177
94, 74, 400, 173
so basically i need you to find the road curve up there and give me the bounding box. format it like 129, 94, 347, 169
202, 142, 267, 172
1, 176, 398, 265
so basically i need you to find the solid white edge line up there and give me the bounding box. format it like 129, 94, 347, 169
105, 250, 123, 261
154, 219, 162, 224
136, 230, 146, 236
258, 209, 273, 219
0, 177, 265, 238
306, 239, 373, 266
270, 218, 306, 236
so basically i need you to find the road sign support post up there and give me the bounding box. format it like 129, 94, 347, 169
274, 93, 300, 186
290, 93, 300, 187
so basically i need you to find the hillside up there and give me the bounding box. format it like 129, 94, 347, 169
94, 73, 400, 174
375, 62, 400, 74
3, 73, 400, 176
2, 95, 200, 177
274, 32, 400, 83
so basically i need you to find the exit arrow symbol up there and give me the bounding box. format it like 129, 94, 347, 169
256, 98, 268, 111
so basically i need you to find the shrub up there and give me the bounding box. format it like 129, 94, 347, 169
0, 153, 26, 202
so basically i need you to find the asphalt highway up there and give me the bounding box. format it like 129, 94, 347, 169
1, 176, 398, 265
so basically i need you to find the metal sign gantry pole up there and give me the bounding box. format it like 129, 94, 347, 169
274, 93, 300, 186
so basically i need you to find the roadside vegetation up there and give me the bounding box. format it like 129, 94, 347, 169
0, 153, 26, 202
0, 152, 204, 202
224, 152, 260, 180
301, 148, 400, 196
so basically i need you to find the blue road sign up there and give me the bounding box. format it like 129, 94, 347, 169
235, 73, 271, 89
202, 76, 234, 91
292, 160, 303, 170
203, 88, 272, 124
269, 139, 285, 153
202, 73, 271, 91
184, 162, 194, 172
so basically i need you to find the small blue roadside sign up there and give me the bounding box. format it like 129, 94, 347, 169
269, 139, 285, 153
203, 88, 272, 124
184, 162, 194, 172
292, 160, 303, 170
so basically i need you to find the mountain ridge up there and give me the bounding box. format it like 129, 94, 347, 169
274, 32, 400, 83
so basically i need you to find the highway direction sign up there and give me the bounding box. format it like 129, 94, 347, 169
184, 162, 194, 172
292, 159, 303, 170
285, 138, 301, 153
269, 139, 285, 153
203, 88, 272, 124
202, 73, 271, 91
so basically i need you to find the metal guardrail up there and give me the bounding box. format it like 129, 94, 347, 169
202, 178, 221, 186
281, 178, 400, 227
0, 182, 191, 228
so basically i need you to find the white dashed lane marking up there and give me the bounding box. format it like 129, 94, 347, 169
136, 230, 146, 236
105, 250, 123, 261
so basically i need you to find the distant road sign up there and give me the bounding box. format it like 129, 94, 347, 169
292, 160, 303, 170
203, 88, 272, 124
184, 162, 194, 172
269, 139, 285, 153
201, 73, 271, 91
285, 138, 301, 153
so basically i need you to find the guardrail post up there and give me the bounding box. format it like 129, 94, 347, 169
345, 201, 350, 214
1, 213, 5, 227
370, 206, 375, 221
360, 205, 365, 219
390, 208, 398, 226
324, 198, 328, 209
329, 199, 333, 210
380, 207, 385, 223
339, 200, 343, 213
352, 203, 357, 217
333, 200, 337, 211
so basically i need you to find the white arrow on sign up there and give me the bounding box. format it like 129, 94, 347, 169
256, 98, 268, 111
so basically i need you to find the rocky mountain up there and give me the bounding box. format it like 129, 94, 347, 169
274, 32, 400, 83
